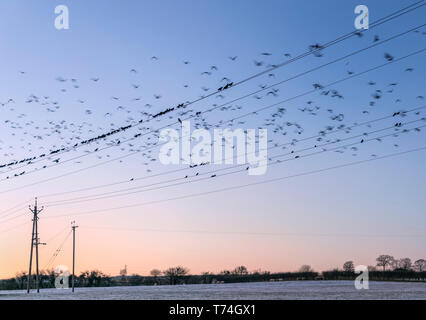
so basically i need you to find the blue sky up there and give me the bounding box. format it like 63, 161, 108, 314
0, 0, 425, 277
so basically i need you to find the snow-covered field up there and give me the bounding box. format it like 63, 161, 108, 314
0, 281, 425, 300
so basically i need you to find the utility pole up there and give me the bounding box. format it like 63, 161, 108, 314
71, 221, 78, 293
27, 198, 45, 293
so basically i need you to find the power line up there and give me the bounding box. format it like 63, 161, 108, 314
44, 145, 426, 219
0, 3, 423, 173
82, 225, 426, 238
42, 119, 426, 207
44, 229, 72, 270
34, 104, 426, 199
0, 221, 30, 237
227, 1, 425, 89
43, 225, 70, 243
4, 116, 422, 223
2, 22, 424, 180
1, 47, 424, 195
0, 206, 29, 222
227, 49, 426, 124
0, 211, 28, 224
0, 198, 32, 218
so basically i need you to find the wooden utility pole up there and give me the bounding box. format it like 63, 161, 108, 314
27, 198, 45, 293
71, 221, 78, 292
27, 208, 36, 294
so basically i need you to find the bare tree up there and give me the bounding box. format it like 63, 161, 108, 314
390, 258, 400, 270
299, 265, 313, 273
15, 271, 27, 289
397, 258, 412, 271
414, 259, 426, 272
376, 255, 394, 271
343, 261, 355, 272
201, 272, 212, 284
163, 266, 189, 285
232, 266, 248, 276
79, 270, 111, 287
150, 269, 162, 277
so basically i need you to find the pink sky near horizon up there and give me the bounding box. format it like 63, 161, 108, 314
1, 171, 423, 279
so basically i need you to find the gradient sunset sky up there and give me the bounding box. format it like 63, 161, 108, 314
0, 0, 425, 279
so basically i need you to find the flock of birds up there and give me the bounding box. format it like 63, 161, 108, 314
0, 29, 425, 185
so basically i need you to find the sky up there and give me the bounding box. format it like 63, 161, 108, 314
0, 0, 425, 278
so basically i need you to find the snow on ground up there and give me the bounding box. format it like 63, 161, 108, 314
0, 281, 425, 300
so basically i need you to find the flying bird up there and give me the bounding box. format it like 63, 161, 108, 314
384, 53, 394, 61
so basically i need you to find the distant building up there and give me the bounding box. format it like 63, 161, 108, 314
119, 265, 127, 277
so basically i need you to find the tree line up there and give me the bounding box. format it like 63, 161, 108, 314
322, 255, 426, 281
1, 255, 424, 290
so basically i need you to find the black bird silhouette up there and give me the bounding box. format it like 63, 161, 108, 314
309, 43, 324, 57
384, 53, 394, 61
